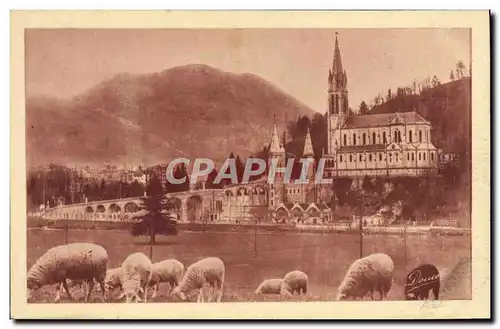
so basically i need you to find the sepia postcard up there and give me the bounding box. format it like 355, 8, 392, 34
10, 10, 490, 320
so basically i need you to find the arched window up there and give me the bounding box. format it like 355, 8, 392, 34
343, 134, 347, 146
419, 130, 422, 142
407, 153, 410, 161
418, 152, 421, 160
389, 153, 392, 163
369, 154, 372, 161
409, 130, 413, 143
359, 154, 362, 161
431, 152, 434, 161
372, 132, 376, 144
339, 155, 342, 162
379, 153, 382, 161
394, 130, 402, 143
362, 133, 366, 145
412, 153, 415, 161
349, 154, 352, 162
353, 133, 357, 146
424, 153, 426, 160
383, 132, 387, 144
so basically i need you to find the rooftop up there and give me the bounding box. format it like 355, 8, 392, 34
341, 111, 430, 129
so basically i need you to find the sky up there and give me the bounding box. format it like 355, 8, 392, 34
25, 28, 470, 112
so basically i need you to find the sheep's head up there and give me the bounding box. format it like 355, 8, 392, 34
336, 293, 348, 301
279, 288, 293, 298
119, 288, 143, 303
171, 287, 187, 301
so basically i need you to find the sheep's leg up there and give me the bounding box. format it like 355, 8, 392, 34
216, 280, 224, 302
151, 284, 158, 299
166, 282, 174, 296
98, 281, 106, 301
209, 284, 216, 302
143, 284, 148, 303
54, 282, 62, 302
85, 280, 95, 302
62, 279, 73, 300
197, 289, 202, 303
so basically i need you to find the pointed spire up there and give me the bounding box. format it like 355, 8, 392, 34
269, 115, 281, 154
303, 126, 314, 156
332, 32, 344, 76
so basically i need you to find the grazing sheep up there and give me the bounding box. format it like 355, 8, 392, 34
281, 270, 308, 297
27, 242, 108, 302
96, 267, 123, 298
148, 259, 185, 298
171, 257, 225, 303
255, 278, 284, 295
337, 253, 395, 301
118, 252, 152, 303
405, 264, 440, 300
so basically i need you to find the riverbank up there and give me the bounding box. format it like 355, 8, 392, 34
27, 217, 470, 236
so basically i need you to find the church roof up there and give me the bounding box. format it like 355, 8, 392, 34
341, 111, 430, 129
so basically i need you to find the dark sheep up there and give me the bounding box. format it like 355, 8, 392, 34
404, 264, 440, 300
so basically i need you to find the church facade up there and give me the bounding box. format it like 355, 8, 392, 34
323, 34, 441, 179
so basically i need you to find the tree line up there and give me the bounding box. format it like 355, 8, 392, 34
359, 60, 471, 115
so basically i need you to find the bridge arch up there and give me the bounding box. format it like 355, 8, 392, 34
85, 206, 94, 213
124, 202, 139, 213
109, 203, 121, 213
275, 206, 289, 223
96, 205, 106, 213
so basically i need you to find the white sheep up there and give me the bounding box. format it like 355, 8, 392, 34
95, 267, 123, 298
337, 252, 395, 301
27, 242, 108, 302
118, 252, 153, 303
171, 257, 225, 303
281, 270, 308, 297
148, 259, 185, 299
254, 278, 284, 295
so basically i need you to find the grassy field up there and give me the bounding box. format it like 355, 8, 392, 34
26, 228, 471, 303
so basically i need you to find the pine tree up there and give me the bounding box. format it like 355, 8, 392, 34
359, 101, 369, 115
131, 176, 177, 256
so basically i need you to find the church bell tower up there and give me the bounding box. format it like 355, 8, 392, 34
327, 33, 349, 155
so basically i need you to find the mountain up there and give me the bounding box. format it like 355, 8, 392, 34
26, 64, 316, 168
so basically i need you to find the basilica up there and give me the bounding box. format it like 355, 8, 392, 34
265, 34, 441, 219
322, 34, 441, 179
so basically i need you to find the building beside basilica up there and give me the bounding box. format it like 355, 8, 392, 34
323, 34, 441, 179
265, 122, 332, 223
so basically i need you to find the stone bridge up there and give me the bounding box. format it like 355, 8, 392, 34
43, 181, 270, 223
